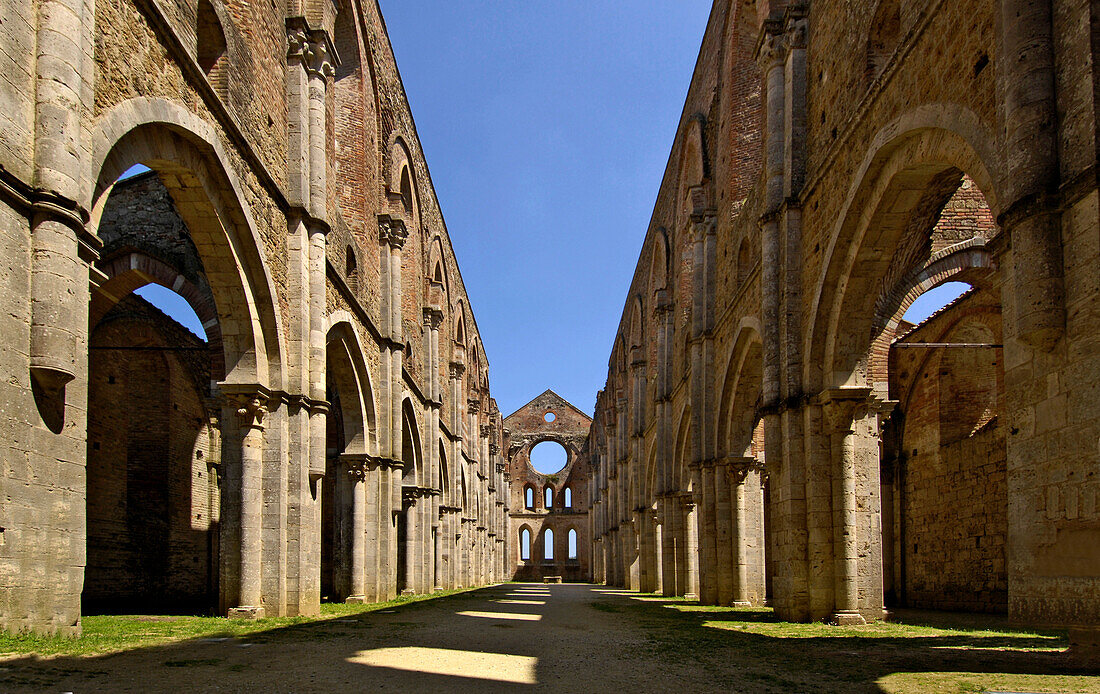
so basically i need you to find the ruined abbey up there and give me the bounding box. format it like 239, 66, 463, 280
1, 0, 1098, 659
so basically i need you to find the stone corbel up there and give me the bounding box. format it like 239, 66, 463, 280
449, 361, 465, 379
343, 453, 371, 482
467, 398, 481, 414
224, 386, 272, 431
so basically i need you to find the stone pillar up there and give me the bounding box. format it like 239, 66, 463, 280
658, 495, 677, 595
821, 388, 880, 625
714, 460, 734, 605
344, 456, 368, 603
997, 0, 1063, 351
695, 462, 718, 604
682, 495, 699, 601
228, 392, 269, 619
729, 457, 766, 607
29, 0, 91, 397
402, 490, 418, 595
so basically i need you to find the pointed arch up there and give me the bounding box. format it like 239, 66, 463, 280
401, 398, 422, 485
806, 107, 1001, 394
326, 318, 378, 456
90, 98, 287, 390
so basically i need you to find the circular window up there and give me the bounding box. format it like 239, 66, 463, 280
529, 440, 567, 475
544, 411, 556, 423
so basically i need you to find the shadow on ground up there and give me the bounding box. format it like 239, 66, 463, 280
0, 584, 1094, 693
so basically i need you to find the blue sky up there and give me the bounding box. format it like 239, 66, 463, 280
377, 1, 714, 416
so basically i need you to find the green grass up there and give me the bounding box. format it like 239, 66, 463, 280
0, 588, 472, 657
604, 594, 1097, 694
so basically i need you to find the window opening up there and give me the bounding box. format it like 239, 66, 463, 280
544, 528, 554, 560
568, 529, 578, 559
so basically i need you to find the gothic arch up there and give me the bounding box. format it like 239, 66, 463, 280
401, 398, 422, 485
91, 251, 225, 378
90, 98, 286, 389
716, 323, 764, 459
806, 108, 1002, 394
326, 318, 378, 456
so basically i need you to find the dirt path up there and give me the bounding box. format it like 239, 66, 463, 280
0, 584, 726, 693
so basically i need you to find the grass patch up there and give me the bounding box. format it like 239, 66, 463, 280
0, 587, 474, 658
598, 592, 1095, 694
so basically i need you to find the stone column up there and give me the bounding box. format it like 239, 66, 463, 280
729, 457, 765, 607
714, 460, 734, 605
402, 489, 418, 595
228, 392, 269, 619
29, 0, 91, 398
695, 462, 718, 604
344, 456, 368, 603
682, 494, 699, 601
822, 388, 875, 625
658, 495, 677, 595
652, 508, 663, 593
997, 0, 1063, 351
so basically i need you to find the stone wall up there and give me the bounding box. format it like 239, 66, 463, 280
504, 391, 592, 583
886, 290, 1007, 613
85, 297, 217, 614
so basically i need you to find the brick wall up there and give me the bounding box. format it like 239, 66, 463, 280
85, 297, 216, 613
887, 290, 1006, 612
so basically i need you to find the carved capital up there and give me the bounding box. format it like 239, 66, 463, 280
226, 389, 270, 430
490, 443, 501, 457
449, 361, 465, 379
467, 398, 481, 414
345, 458, 368, 482
423, 307, 445, 330
378, 215, 408, 249
480, 424, 493, 439
287, 23, 336, 79
817, 387, 874, 432
787, 17, 809, 50
758, 28, 788, 69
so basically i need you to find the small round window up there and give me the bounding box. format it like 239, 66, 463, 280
544, 411, 556, 423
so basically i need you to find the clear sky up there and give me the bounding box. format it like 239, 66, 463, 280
377, 1, 714, 416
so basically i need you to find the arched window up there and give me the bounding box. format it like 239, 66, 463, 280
543, 528, 554, 560
520, 528, 531, 561
345, 246, 358, 291
544, 486, 553, 509
568, 529, 578, 559
524, 486, 534, 510
197, 0, 227, 94
564, 486, 572, 508
866, 0, 901, 83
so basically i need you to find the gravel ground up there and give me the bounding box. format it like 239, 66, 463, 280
0, 584, 724, 693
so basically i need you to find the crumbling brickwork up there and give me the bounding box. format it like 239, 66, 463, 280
504, 391, 592, 583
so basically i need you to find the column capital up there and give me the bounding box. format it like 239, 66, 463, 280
378, 214, 408, 249
755, 19, 789, 68
449, 361, 466, 379
222, 385, 272, 430
286, 19, 336, 79
480, 424, 493, 438
423, 307, 445, 329
816, 386, 873, 430
467, 398, 481, 414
